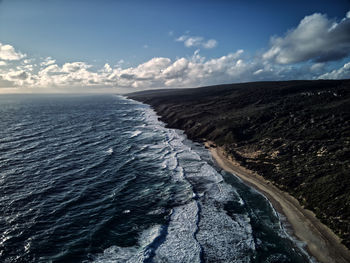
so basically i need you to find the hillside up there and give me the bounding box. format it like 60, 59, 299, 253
128, 79, 350, 248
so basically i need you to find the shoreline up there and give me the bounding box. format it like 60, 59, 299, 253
205, 141, 350, 263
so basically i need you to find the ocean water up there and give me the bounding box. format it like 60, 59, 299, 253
0, 94, 314, 263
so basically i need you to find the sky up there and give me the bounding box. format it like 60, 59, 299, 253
0, 0, 350, 93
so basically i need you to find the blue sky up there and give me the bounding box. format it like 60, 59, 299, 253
0, 0, 350, 93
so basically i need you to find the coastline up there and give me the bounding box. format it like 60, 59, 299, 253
205, 141, 350, 263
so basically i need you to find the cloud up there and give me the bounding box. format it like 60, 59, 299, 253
112, 57, 172, 88
318, 62, 350, 79
35, 62, 103, 87
61, 62, 91, 72
176, 34, 218, 49
163, 58, 189, 79
0, 47, 256, 91
202, 39, 217, 49
102, 50, 256, 89
1, 68, 34, 88
1, 44, 341, 93
10, 71, 29, 80
184, 37, 203, 47
1, 12, 350, 94
0, 42, 26, 60
23, 59, 33, 64
102, 63, 112, 73
120, 73, 135, 80
310, 62, 325, 72
263, 11, 350, 64
22, 64, 34, 71
40, 57, 56, 66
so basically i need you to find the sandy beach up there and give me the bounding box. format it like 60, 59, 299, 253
205, 141, 350, 263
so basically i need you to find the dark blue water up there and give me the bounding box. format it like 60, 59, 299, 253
0, 94, 314, 262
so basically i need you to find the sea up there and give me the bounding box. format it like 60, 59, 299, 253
0, 94, 315, 263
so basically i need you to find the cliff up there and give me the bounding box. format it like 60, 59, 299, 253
128, 79, 350, 248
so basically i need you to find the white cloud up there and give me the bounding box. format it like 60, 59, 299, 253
111, 50, 251, 89
1, 68, 35, 88
22, 64, 34, 71
203, 39, 218, 49
176, 34, 218, 49
0, 46, 335, 92
0, 42, 26, 60
163, 58, 189, 79
102, 63, 112, 73
176, 35, 187, 42
35, 62, 105, 87
40, 57, 56, 66
0, 48, 257, 91
1, 18, 350, 94
114, 57, 172, 89
263, 11, 350, 64
136, 57, 171, 73
61, 62, 91, 72
7, 70, 29, 80
184, 37, 203, 48
318, 62, 350, 79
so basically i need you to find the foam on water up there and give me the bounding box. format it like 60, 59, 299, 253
106, 148, 113, 155
92, 98, 310, 262
92, 225, 163, 263
130, 130, 142, 138
136, 104, 257, 262
92, 100, 249, 262
273, 209, 318, 263
152, 201, 202, 263
0, 95, 313, 263
228, 169, 318, 263
139, 99, 310, 262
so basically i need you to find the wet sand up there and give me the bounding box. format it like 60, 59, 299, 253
205, 141, 350, 263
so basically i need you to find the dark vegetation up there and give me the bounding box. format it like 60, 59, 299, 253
128, 79, 350, 248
